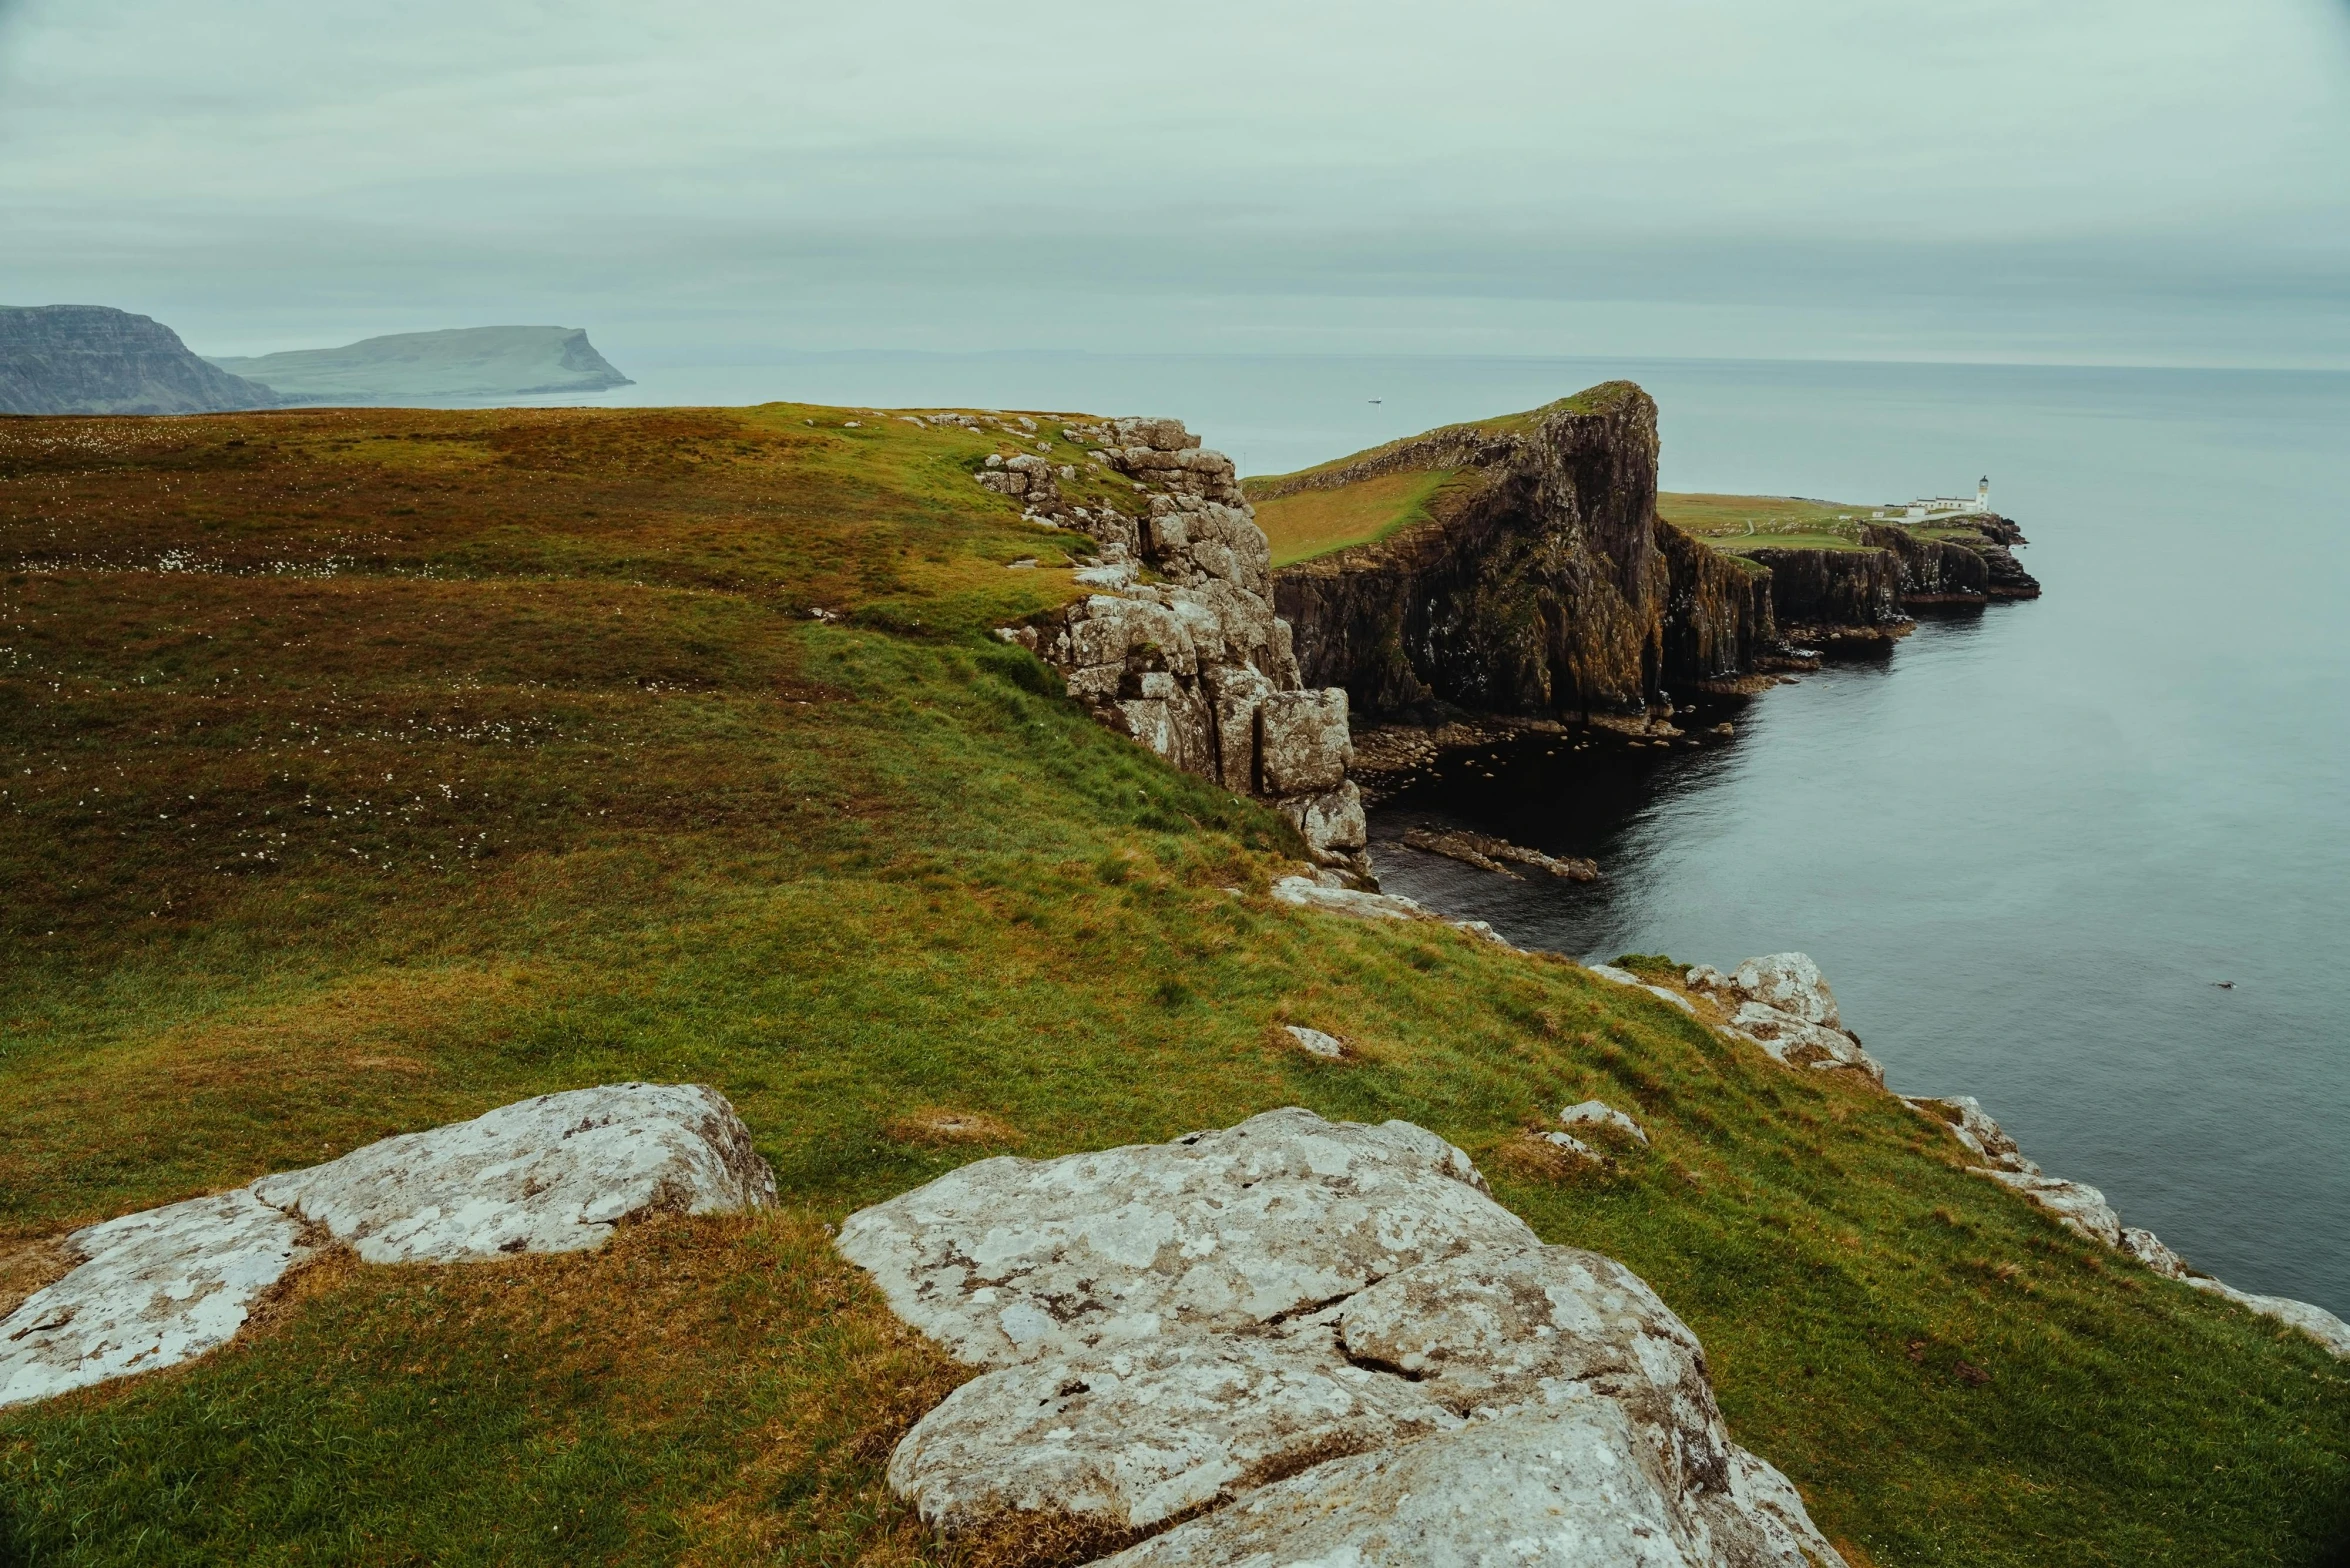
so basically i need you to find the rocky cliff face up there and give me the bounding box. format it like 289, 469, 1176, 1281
994, 417, 1366, 873
1656, 520, 1778, 681
1742, 546, 1907, 634
1269, 384, 1672, 719
0, 305, 276, 416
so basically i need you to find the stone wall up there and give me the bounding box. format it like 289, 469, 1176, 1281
995, 418, 1367, 874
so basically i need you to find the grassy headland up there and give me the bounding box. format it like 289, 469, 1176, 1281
1657, 492, 1877, 554
1, 406, 2344, 1566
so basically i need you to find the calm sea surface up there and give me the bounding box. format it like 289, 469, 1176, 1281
574, 353, 2350, 1316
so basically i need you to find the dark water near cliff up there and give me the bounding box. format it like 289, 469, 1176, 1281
586, 354, 2350, 1317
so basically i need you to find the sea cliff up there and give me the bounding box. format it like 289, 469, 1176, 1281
1257, 385, 2040, 717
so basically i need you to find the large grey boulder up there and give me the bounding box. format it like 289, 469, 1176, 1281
888, 1328, 1461, 1532
1097, 1398, 1837, 1568
1258, 689, 1353, 795
839, 1111, 1846, 1565
835, 1108, 1529, 1366
253, 1082, 777, 1263
0, 1084, 775, 1408
0, 1191, 307, 1409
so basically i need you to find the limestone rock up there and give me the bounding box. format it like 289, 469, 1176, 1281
1258, 688, 1353, 795
1901, 1096, 2039, 1174
1727, 954, 1841, 1027
2182, 1278, 2350, 1358
1722, 1001, 1882, 1082
844, 1114, 1847, 1565
1588, 965, 1700, 1017
253, 1083, 777, 1264
1281, 780, 1367, 862
1335, 1247, 1730, 1495
1270, 874, 1425, 922
1283, 1024, 1347, 1059
1096, 1394, 1842, 1568
888, 1329, 1462, 1532
834, 1107, 1527, 1368
0, 1191, 308, 1409
1983, 1171, 2125, 1249
1561, 1100, 1650, 1146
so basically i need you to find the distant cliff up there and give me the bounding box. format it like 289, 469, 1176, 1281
206, 326, 632, 405
0, 306, 276, 416
1258, 390, 2040, 717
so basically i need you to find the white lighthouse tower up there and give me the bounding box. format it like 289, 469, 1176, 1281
1974, 475, 1991, 514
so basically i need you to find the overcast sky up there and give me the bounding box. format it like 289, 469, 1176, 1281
4, 0, 2347, 366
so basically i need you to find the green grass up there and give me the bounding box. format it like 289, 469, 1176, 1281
2, 405, 2345, 1567
1658, 492, 1878, 554
1250, 467, 1474, 566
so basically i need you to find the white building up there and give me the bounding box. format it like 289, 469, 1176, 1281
1873, 477, 1990, 523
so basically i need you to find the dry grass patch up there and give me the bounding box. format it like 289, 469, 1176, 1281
886, 1109, 1025, 1149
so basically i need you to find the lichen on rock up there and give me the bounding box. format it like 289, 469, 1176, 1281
836, 1108, 1848, 1566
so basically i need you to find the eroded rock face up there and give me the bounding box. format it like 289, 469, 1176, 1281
0, 1084, 777, 1409
253, 1083, 778, 1264
839, 1111, 1846, 1565
1005, 417, 1364, 872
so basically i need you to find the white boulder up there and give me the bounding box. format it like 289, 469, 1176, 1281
839, 1112, 1848, 1564
1096, 1393, 1840, 1568
1258, 688, 1352, 795
1727, 954, 1841, 1027
0, 1191, 308, 1410
888, 1329, 1460, 1533
0, 1083, 777, 1409
1561, 1100, 1650, 1146
253, 1083, 777, 1264
1283, 1024, 1347, 1059
1270, 874, 1426, 922
834, 1108, 1529, 1367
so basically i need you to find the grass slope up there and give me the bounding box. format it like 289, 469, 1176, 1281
1, 406, 2344, 1567
1250, 467, 1470, 566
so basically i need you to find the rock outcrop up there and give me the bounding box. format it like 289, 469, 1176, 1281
997, 418, 1365, 872
0, 1084, 775, 1408
1683, 955, 1884, 1082
1740, 547, 1906, 638
0, 305, 277, 415
838, 1108, 1846, 1567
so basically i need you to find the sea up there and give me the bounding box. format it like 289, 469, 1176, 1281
553, 351, 2350, 1317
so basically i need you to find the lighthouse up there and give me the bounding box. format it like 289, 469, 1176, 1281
1975, 475, 1991, 514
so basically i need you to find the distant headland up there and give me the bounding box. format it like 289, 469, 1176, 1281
0, 305, 630, 414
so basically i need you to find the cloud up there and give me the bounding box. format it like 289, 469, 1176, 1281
3, 0, 2344, 365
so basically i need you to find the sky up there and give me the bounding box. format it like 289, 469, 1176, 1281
3, 0, 2347, 368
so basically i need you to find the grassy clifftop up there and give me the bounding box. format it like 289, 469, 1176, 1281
2, 405, 2344, 1566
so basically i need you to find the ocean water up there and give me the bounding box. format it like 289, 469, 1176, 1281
577, 352, 2349, 1316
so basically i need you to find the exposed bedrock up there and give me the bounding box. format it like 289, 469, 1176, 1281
837, 1108, 1846, 1567
1741, 546, 1906, 634
1002, 417, 1366, 871
1270, 384, 1673, 719
1656, 518, 1778, 682
0, 1084, 777, 1409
